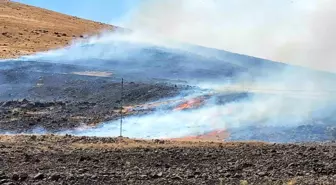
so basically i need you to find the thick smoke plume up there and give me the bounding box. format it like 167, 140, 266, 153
3, 0, 336, 142
120, 0, 336, 72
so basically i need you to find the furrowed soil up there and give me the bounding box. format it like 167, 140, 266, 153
0, 135, 335, 185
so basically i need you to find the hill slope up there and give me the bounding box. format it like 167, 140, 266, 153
0, 1, 117, 59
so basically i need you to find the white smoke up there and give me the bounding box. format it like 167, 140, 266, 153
4, 0, 336, 141
119, 0, 336, 72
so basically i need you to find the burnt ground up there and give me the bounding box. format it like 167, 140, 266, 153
0, 135, 335, 185
0, 61, 335, 185
0, 60, 189, 133
0, 60, 335, 140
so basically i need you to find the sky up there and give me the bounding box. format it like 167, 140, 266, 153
13, 0, 139, 25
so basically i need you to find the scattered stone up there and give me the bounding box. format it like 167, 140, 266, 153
139, 175, 147, 179
157, 172, 163, 177
49, 173, 61, 181
257, 172, 267, 177
19, 173, 28, 181
11, 173, 19, 181
3, 182, 14, 185
0, 179, 8, 184
171, 175, 183, 180
33, 173, 44, 180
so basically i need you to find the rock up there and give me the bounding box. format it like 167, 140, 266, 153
19, 173, 28, 181
3, 182, 14, 185
257, 172, 267, 177
139, 175, 147, 179
0, 179, 8, 184
125, 161, 131, 166
187, 174, 195, 179
151, 172, 163, 178
157, 172, 163, 177
171, 175, 183, 180
33, 173, 44, 180
233, 173, 242, 178
30, 135, 37, 141
11, 173, 19, 181
224, 173, 231, 177
0, 171, 6, 180
78, 169, 88, 174
49, 173, 61, 181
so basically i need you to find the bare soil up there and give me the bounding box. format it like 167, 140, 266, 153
0, 135, 335, 185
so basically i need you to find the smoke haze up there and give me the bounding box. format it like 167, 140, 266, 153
2, 0, 336, 142
119, 0, 336, 72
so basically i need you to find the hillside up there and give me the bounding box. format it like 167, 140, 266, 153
0, 1, 117, 59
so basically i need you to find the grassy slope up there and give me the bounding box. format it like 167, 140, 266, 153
0, 1, 117, 59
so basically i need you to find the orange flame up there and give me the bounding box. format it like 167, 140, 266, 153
170, 129, 229, 141
173, 97, 206, 111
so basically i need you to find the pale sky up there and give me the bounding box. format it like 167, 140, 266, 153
13, 0, 140, 25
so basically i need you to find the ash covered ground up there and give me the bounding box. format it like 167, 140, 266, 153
0, 60, 192, 133
0, 40, 336, 142
0, 38, 336, 185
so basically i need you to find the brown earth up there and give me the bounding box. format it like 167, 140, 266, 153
0, 1, 118, 59
0, 135, 335, 185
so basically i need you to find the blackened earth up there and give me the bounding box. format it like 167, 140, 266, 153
0, 61, 335, 185
0, 61, 335, 141
0, 61, 191, 133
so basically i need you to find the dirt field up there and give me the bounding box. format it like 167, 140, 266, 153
0, 135, 335, 185
0, 1, 117, 59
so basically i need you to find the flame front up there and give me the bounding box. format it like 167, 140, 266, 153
173, 97, 206, 111
170, 129, 229, 141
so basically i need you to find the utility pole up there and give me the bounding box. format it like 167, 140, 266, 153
120, 78, 124, 137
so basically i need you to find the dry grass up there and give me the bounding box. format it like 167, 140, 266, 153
0, 1, 117, 59
72, 138, 268, 149
0, 134, 269, 149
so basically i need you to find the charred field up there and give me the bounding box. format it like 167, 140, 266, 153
0, 40, 335, 185
0, 60, 191, 133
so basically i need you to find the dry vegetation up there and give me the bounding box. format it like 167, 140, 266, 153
0, 134, 268, 149
0, 1, 117, 59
